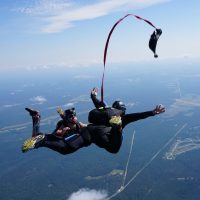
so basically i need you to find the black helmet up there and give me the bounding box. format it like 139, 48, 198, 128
64, 108, 76, 121
112, 101, 126, 113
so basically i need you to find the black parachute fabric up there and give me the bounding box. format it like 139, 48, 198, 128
149, 29, 162, 58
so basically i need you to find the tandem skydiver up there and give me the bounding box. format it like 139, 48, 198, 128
22, 107, 91, 154
22, 89, 165, 155
22, 106, 122, 154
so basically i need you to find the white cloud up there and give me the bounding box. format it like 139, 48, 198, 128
67, 188, 108, 200
17, 0, 170, 33
73, 75, 96, 79
3, 103, 22, 108
165, 95, 200, 118
63, 102, 75, 107
47, 103, 75, 110
30, 96, 47, 104
70, 95, 90, 103
126, 102, 136, 108
16, 0, 73, 16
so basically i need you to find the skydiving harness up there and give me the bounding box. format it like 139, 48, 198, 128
88, 107, 123, 126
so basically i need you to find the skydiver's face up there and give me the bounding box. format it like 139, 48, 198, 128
65, 115, 78, 129
68, 116, 78, 124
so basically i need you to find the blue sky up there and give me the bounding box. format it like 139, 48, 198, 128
0, 0, 200, 70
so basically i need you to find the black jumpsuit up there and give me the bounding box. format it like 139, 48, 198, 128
86, 94, 155, 153
34, 119, 91, 155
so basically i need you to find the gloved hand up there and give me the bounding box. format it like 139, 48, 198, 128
153, 104, 165, 115
91, 87, 98, 96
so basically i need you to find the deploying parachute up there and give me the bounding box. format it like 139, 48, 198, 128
101, 14, 162, 103
149, 28, 162, 58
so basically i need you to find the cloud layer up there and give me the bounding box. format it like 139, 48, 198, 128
17, 0, 169, 33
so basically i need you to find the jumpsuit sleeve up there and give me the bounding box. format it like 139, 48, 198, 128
91, 93, 106, 109
52, 120, 63, 134
122, 111, 155, 129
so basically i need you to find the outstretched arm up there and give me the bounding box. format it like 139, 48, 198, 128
122, 104, 165, 128
91, 87, 106, 109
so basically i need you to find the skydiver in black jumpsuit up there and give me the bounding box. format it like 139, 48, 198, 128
22, 108, 91, 154
88, 87, 165, 153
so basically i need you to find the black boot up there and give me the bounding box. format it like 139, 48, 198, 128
25, 107, 39, 117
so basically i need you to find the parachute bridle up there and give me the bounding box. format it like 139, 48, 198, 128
101, 14, 162, 103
